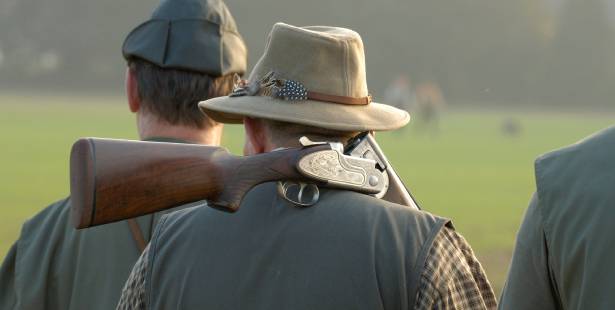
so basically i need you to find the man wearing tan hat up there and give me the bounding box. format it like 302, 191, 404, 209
0, 0, 246, 309
117, 23, 496, 310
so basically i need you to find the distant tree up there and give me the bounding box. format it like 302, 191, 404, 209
434, 0, 553, 103
542, 0, 615, 106
0, 0, 154, 89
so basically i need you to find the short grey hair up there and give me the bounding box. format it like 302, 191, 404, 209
261, 119, 359, 148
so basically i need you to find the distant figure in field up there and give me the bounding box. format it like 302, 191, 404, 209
384, 75, 417, 113
415, 81, 446, 134
501, 118, 522, 137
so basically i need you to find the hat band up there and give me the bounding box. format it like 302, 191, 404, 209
230, 71, 371, 106
306, 91, 371, 105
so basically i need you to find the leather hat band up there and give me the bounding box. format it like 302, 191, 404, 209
307, 91, 371, 106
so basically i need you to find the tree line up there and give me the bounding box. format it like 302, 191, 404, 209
0, 0, 613, 107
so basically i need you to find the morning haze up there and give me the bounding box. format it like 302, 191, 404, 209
1, 0, 615, 107
0, 0, 614, 296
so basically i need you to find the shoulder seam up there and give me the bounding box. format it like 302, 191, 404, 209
407, 218, 449, 307
145, 214, 170, 309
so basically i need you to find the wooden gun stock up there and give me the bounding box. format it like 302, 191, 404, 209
70, 138, 329, 229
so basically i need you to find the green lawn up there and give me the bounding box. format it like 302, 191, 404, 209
0, 93, 613, 294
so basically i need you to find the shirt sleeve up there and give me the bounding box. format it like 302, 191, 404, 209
117, 244, 150, 310
498, 194, 560, 310
414, 224, 498, 310
0, 243, 18, 310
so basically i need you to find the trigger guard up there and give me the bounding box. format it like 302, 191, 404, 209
277, 181, 320, 208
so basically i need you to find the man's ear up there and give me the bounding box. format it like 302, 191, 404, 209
125, 67, 140, 113
243, 117, 268, 155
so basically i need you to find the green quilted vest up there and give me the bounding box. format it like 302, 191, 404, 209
145, 182, 449, 309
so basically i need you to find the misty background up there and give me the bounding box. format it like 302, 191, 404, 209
1, 0, 614, 108
2, 0, 615, 294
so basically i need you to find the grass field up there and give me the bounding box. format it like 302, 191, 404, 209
1, 93, 613, 295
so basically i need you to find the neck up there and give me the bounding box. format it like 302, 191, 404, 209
137, 112, 223, 146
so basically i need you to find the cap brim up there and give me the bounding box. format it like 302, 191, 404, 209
198, 96, 410, 132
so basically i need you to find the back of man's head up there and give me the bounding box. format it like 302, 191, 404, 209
122, 0, 247, 129
128, 58, 236, 129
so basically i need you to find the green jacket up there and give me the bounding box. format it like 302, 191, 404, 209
0, 198, 178, 310
0, 137, 192, 310
145, 182, 449, 309
499, 126, 615, 310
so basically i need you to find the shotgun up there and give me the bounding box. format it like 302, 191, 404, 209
345, 132, 420, 210
70, 138, 387, 229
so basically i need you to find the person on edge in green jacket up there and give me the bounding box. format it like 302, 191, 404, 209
117, 22, 497, 310
499, 126, 615, 310
0, 0, 247, 309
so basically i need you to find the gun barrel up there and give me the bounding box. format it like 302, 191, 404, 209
365, 134, 420, 210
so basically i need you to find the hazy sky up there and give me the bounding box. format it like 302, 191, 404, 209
547, 0, 615, 21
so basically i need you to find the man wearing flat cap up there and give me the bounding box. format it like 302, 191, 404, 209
117, 23, 496, 310
0, 0, 246, 309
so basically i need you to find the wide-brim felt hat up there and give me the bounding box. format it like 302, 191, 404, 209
199, 23, 410, 132
122, 0, 247, 76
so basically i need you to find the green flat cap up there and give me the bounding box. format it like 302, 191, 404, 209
122, 0, 247, 76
